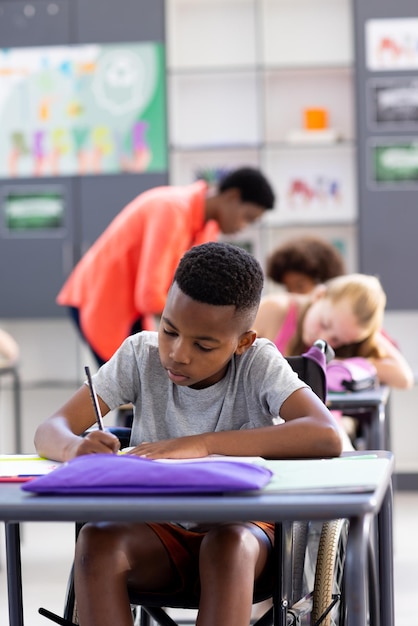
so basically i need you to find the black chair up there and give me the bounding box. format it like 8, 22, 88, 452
39, 340, 351, 626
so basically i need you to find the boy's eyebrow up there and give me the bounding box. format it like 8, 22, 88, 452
162, 315, 221, 344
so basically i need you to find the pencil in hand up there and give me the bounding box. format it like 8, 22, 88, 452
84, 365, 105, 431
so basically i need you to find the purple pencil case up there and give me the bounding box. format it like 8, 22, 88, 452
21, 454, 272, 495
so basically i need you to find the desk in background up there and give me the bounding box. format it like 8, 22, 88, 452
327, 385, 391, 450
0, 452, 394, 626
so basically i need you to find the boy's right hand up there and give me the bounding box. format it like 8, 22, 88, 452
70, 429, 121, 457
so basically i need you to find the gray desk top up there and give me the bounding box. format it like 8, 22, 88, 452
327, 385, 390, 408
0, 452, 394, 524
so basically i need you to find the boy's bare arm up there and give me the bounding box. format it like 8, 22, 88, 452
34, 385, 120, 462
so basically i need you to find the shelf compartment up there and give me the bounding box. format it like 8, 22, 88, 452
262, 223, 358, 278
260, 0, 353, 67
264, 67, 355, 142
263, 144, 357, 225
168, 71, 261, 148
166, 0, 257, 70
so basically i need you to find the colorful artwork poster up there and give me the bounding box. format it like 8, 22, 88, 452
264, 146, 356, 226
0, 42, 167, 179
371, 141, 418, 185
366, 19, 418, 71
368, 78, 418, 128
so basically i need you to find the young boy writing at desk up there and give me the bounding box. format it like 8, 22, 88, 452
34, 242, 342, 626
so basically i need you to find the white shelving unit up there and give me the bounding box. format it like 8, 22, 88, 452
165, 0, 357, 273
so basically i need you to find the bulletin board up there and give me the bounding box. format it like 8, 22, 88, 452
0, 42, 167, 178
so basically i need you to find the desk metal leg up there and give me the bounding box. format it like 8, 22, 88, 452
345, 514, 372, 626
378, 484, 394, 626
5, 522, 24, 626
366, 405, 384, 452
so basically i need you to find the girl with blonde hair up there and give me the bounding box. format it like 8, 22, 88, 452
255, 273, 413, 389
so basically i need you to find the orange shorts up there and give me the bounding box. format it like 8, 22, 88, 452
145, 521, 275, 602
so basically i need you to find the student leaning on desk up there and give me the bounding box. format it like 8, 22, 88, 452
254, 272, 414, 390
34, 242, 342, 626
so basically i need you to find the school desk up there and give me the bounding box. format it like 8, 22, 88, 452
0, 451, 394, 626
327, 385, 391, 450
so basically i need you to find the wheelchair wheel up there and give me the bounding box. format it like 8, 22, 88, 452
311, 519, 348, 626
291, 521, 310, 601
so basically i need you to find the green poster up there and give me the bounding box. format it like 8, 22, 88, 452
0, 42, 167, 178
4, 192, 64, 232
373, 142, 418, 182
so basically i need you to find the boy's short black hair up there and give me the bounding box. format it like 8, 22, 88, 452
218, 167, 275, 210
174, 242, 264, 319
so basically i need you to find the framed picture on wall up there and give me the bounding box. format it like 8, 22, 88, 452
368, 138, 418, 188
263, 145, 357, 225
0, 42, 167, 179
366, 18, 418, 71
1, 185, 67, 238
367, 77, 418, 129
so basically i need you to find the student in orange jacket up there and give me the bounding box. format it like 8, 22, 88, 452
57, 167, 275, 365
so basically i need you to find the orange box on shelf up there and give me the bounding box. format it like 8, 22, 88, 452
304, 108, 329, 131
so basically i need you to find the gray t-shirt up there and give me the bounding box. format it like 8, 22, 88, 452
93, 331, 307, 446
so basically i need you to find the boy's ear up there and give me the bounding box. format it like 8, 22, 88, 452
235, 330, 257, 355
